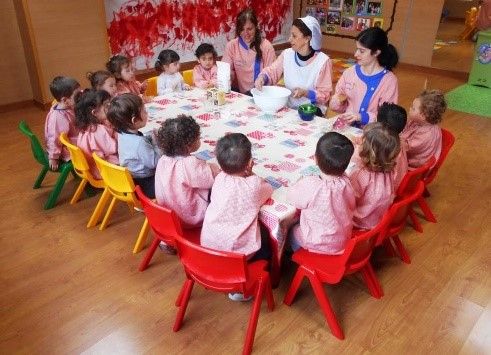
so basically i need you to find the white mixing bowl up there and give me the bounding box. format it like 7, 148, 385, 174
250, 86, 291, 113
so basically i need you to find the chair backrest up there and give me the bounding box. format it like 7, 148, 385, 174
424, 128, 455, 186
135, 186, 183, 246
173, 234, 249, 292
396, 156, 435, 197
182, 69, 193, 86
145, 76, 157, 96
343, 220, 385, 272
18, 121, 49, 167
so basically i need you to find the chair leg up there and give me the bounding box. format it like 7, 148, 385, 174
409, 207, 423, 233
173, 279, 194, 332
87, 188, 110, 228
34, 166, 49, 189
383, 239, 397, 257
139, 237, 160, 272
44, 163, 72, 209
264, 275, 275, 311
308, 274, 345, 340
99, 197, 117, 230
243, 279, 267, 355
283, 267, 306, 306
133, 217, 150, 254
360, 263, 384, 299
417, 196, 437, 223
423, 187, 430, 198
391, 235, 411, 264
70, 179, 87, 205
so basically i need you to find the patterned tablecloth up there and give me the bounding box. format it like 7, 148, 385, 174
143, 88, 362, 280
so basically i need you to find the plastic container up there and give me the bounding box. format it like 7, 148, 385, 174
298, 103, 317, 121
250, 86, 291, 113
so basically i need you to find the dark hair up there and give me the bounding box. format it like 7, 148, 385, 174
356, 27, 399, 70
49, 76, 80, 101
105, 55, 131, 80
315, 132, 354, 176
86, 70, 115, 90
236, 8, 263, 61
418, 89, 447, 124
216, 133, 252, 174
157, 115, 201, 156
360, 122, 400, 172
195, 43, 218, 60
155, 49, 180, 74
106, 93, 144, 132
377, 102, 407, 134
74, 89, 111, 131
293, 18, 313, 38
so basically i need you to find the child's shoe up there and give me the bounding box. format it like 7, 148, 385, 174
159, 241, 177, 254
228, 293, 253, 302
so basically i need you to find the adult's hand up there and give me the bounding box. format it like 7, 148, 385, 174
292, 88, 308, 99
254, 75, 265, 91
338, 111, 361, 124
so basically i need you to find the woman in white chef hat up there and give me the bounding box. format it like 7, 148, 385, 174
254, 15, 332, 116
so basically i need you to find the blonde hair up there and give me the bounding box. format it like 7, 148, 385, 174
359, 122, 400, 172
418, 89, 447, 124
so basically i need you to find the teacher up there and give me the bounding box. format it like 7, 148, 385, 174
254, 16, 333, 115
329, 27, 399, 126
222, 8, 276, 95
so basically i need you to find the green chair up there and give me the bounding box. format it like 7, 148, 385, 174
18, 121, 74, 209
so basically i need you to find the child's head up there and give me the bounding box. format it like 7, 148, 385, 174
195, 43, 217, 70
377, 102, 407, 134
155, 49, 180, 75
409, 89, 447, 124
106, 93, 147, 132
49, 76, 81, 108
86, 70, 117, 97
106, 55, 135, 82
215, 133, 252, 175
74, 89, 111, 131
315, 132, 354, 176
157, 115, 201, 157
360, 122, 401, 172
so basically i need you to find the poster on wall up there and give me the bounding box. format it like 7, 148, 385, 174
104, 0, 293, 70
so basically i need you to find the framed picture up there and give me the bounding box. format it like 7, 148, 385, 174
367, 1, 382, 16
372, 17, 384, 28
342, 0, 355, 14
329, 0, 343, 11
355, 0, 368, 15
356, 17, 371, 31
306, 0, 316, 5
340, 16, 355, 30
325, 24, 337, 33
316, 8, 327, 26
327, 11, 341, 25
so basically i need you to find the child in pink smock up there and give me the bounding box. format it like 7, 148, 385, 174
192, 43, 218, 89
44, 76, 81, 171
75, 89, 118, 180
287, 132, 356, 255
377, 102, 408, 189
349, 122, 400, 229
106, 55, 147, 96
86, 70, 117, 97
401, 90, 447, 169
154, 50, 190, 95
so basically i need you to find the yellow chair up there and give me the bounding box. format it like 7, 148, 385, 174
144, 76, 157, 96
182, 69, 193, 86
59, 133, 105, 204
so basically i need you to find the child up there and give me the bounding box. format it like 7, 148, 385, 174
192, 43, 218, 89
401, 90, 447, 169
106, 55, 147, 96
154, 49, 190, 95
287, 132, 356, 254
75, 89, 118, 179
377, 102, 408, 189
106, 93, 160, 198
349, 122, 400, 229
86, 70, 117, 97
155, 115, 220, 228
44, 76, 81, 170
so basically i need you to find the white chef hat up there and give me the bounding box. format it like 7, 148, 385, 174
298, 15, 322, 51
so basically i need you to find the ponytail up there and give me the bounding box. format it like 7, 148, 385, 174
378, 43, 399, 71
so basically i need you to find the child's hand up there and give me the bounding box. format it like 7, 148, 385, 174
142, 95, 153, 103
140, 80, 148, 93
183, 83, 192, 91
209, 163, 221, 177
49, 159, 59, 171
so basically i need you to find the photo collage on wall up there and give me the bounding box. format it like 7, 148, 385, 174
304, 0, 384, 35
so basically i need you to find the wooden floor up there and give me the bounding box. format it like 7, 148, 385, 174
1, 67, 490, 354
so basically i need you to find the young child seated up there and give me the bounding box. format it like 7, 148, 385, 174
155, 49, 190, 95
192, 43, 218, 89
287, 132, 356, 254
86, 70, 117, 97
401, 90, 447, 169
154, 115, 220, 228
377, 102, 408, 189
75, 89, 118, 179
44, 76, 81, 170
106, 93, 160, 198
349, 122, 400, 229
106, 55, 147, 96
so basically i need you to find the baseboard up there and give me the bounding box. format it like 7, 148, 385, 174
0, 100, 36, 113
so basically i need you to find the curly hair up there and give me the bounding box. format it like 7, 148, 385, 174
106, 93, 144, 132
418, 89, 447, 124
215, 133, 252, 174
106, 55, 131, 80
74, 89, 111, 131
359, 122, 400, 172
195, 43, 217, 60
157, 115, 201, 156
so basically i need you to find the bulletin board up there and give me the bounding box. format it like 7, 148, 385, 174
301, 0, 398, 38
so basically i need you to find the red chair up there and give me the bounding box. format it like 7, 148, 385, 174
134, 186, 200, 271
172, 235, 275, 355
283, 219, 386, 340
377, 181, 425, 264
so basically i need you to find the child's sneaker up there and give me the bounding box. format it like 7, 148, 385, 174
158, 241, 177, 254
228, 293, 253, 302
